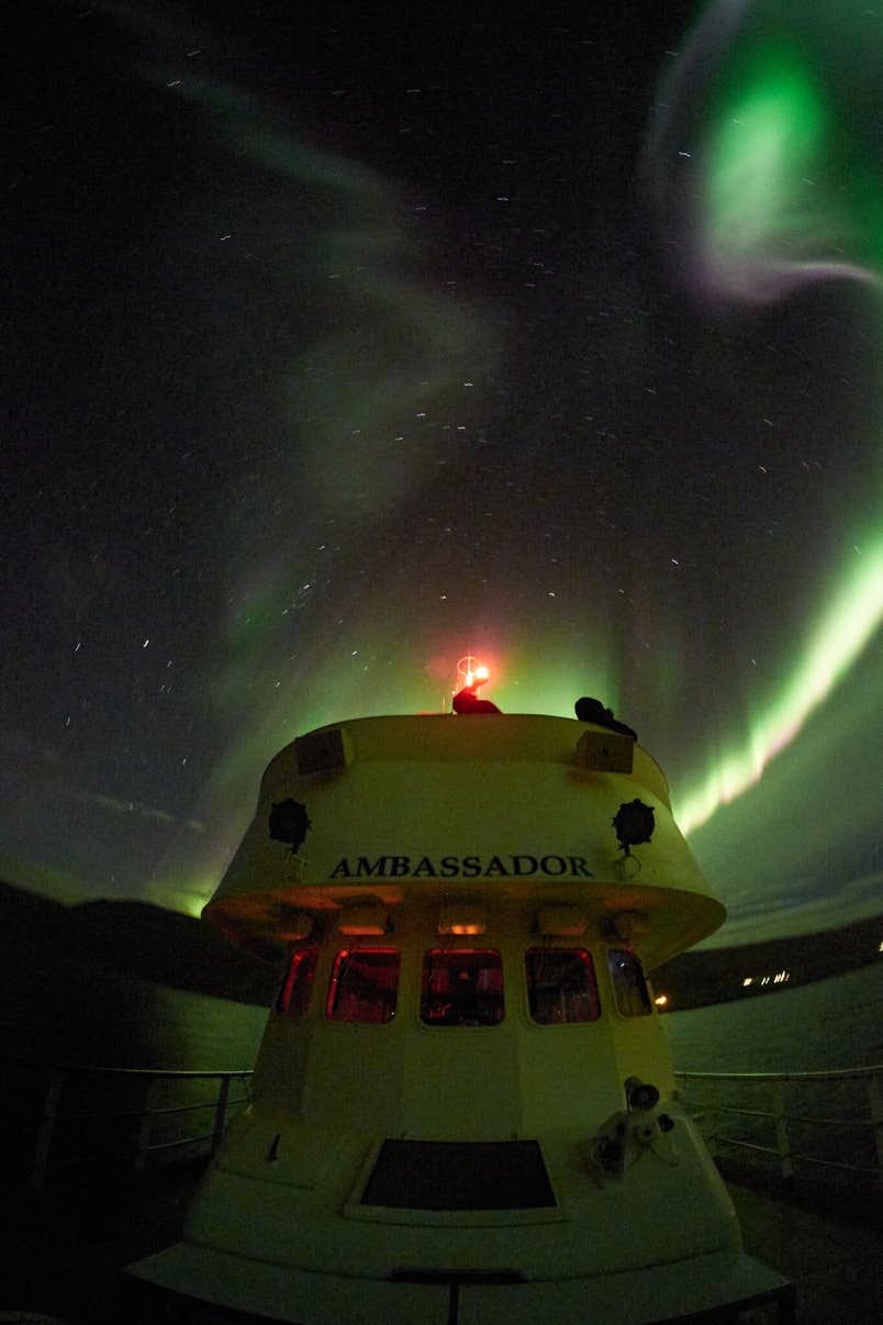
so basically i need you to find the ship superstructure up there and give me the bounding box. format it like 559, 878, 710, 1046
132, 690, 792, 1322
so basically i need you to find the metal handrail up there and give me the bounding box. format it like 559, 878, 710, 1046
677, 1065, 882, 1083
7, 1059, 255, 1078
4, 1058, 254, 1190
11, 1057, 882, 1192
675, 1063, 883, 1186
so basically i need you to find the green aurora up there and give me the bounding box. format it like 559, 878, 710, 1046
3, 2, 880, 941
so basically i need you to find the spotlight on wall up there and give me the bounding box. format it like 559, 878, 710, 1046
625, 1076, 660, 1113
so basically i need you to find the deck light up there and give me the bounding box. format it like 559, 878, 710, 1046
536, 905, 587, 937
438, 903, 487, 935
278, 910, 314, 941
337, 903, 389, 936
611, 909, 650, 943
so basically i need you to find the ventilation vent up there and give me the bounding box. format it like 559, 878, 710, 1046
575, 728, 634, 773
295, 728, 348, 775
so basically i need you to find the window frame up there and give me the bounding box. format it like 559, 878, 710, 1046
606, 946, 652, 1018
274, 945, 320, 1018
524, 946, 602, 1025
419, 947, 506, 1027
325, 946, 402, 1025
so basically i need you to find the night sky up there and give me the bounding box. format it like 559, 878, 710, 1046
4, 1, 881, 946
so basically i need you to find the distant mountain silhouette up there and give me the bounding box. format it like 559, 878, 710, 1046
1, 879, 879, 1013
0, 880, 281, 1005
652, 915, 883, 1011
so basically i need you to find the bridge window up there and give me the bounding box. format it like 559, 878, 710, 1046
326, 948, 400, 1023
421, 949, 504, 1026
607, 948, 651, 1017
275, 947, 319, 1018
526, 948, 600, 1024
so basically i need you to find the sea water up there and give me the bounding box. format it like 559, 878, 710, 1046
3, 946, 879, 1187
662, 962, 883, 1073
1, 934, 880, 1074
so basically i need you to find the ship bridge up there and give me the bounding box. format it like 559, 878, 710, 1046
203, 713, 724, 969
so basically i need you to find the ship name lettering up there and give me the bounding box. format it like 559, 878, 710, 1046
328, 854, 592, 880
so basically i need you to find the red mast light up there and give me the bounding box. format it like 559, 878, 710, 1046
457, 656, 490, 691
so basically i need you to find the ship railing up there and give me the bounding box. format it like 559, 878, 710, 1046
2, 1058, 253, 1191
675, 1064, 883, 1191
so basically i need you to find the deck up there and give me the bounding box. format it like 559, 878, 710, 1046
3, 1159, 880, 1324
3, 1060, 880, 1323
